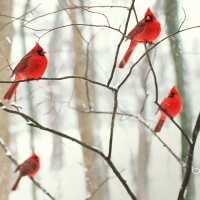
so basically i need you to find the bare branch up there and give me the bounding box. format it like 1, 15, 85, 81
144, 43, 159, 102
84, 31, 102, 110
139, 92, 149, 115
81, 7, 111, 27
107, 0, 135, 86
0, 3, 41, 31
80, 110, 185, 167
140, 69, 151, 115
178, 112, 200, 199
23, 23, 124, 40
0, 49, 12, 71
24, 5, 129, 26
0, 75, 116, 91
108, 90, 118, 159
178, 7, 186, 31
0, 102, 137, 200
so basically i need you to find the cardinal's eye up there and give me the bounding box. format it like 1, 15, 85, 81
169, 92, 175, 98
145, 15, 152, 22
37, 50, 44, 56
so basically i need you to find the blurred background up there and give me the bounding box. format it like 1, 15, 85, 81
0, 0, 200, 199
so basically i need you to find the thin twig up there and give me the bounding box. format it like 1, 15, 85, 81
107, 0, 135, 86
85, 33, 100, 110
59, 1, 91, 110
139, 69, 151, 115
137, 114, 186, 168
85, 43, 92, 110
23, 19, 200, 49
108, 90, 118, 159
139, 93, 149, 115
59, 1, 88, 43
132, 5, 138, 23
81, 110, 185, 167
0, 75, 116, 91
23, 5, 129, 26
23, 23, 124, 40
154, 134, 186, 168
0, 3, 41, 31
0, 49, 12, 71
144, 43, 159, 102
82, 7, 110, 27
178, 7, 186, 31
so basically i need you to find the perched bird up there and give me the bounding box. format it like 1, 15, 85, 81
154, 86, 182, 133
11, 152, 40, 191
4, 42, 48, 100
119, 8, 161, 68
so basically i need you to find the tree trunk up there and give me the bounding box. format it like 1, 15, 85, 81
137, 125, 151, 200
164, 1, 194, 199
47, 4, 63, 171
136, 63, 152, 200
0, 1, 13, 199
67, 1, 109, 199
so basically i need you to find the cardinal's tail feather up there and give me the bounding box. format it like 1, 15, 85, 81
118, 42, 138, 69
11, 175, 22, 191
3, 83, 19, 100
154, 118, 166, 133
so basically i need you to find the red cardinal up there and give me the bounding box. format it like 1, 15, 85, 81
4, 42, 48, 100
119, 8, 161, 68
154, 86, 182, 133
11, 152, 40, 191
